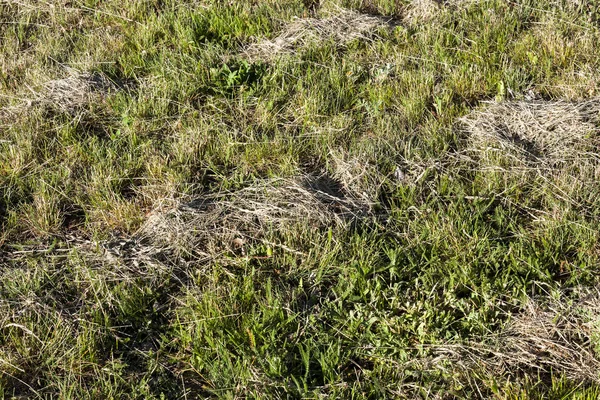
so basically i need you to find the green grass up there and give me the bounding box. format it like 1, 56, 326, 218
2, 0, 600, 398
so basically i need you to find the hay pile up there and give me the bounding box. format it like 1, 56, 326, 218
462, 99, 600, 167
1, 69, 116, 119
402, 0, 442, 24
330, 150, 384, 203
246, 8, 394, 60
41, 70, 116, 113
100, 175, 372, 266
456, 98, 600, 217
438, 287, 600, 385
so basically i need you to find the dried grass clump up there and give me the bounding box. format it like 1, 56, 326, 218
402, 0, 441, 23
460, 99, 600, 188
402, 0, 476, 24
41, 70, 116, 113
132, 175, 371, 263
246, 8, 394, 60
0, 106, 17, 124
329, 150, 383, 203
1, 69, 117, 119
462, 99, 600, 172
438, 287, 600, 385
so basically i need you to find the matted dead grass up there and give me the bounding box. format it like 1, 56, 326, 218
454, 98, 600, 219
1, 69, 117, 120
40, 69, 116, 113
97, 174, 374, 267
459, 99, 600, 203
436, 286, 600, 385
401, 0, 478, 24
402, 0, 442, 23
245, 8, 395, 61
329, 150, 384, 203
462, 99, 600, 165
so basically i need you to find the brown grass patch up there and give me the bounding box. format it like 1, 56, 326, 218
436, 286, 600, 386
245, 8, 395, 61
401, 0, 477, 24
402, 0, 442, 23
463, 99, 600, 164
456, 98, 600, 218
40, 69, 116, 114
98, 175, 373, 267
329, 149, 389, 203
1, 69, 117, 120
459, 98, 600, 207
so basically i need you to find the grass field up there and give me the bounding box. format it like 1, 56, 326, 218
3, 0, 600, 398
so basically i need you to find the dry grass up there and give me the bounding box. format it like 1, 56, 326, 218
459, 99, 600, 204
437, 286, 600, 386
401, 0, 477, 24
245, 7, 395, 60
402, 0, 442, 24
40, 69, 116, 113
455, 98, 600, 220
98, 175, 373, 267
1, 68, 117, 119
462, 99, 600, 164
329, 149, 384, 203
